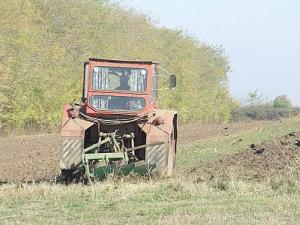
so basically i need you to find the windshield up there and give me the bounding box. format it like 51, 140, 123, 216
92, 66, 147, 92
90, 95, 146, 111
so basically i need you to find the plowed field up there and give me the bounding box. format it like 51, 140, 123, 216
0, 135, 60, 183
191, 131, 300, 181
0, 120, 291, 183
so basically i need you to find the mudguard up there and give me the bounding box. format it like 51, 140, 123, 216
60, 105, 94, 170
138, 109, 178, 176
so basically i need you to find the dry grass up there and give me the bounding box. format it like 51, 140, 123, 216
0, 178, 300, 225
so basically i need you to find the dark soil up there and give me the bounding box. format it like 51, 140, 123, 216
0, 121, 284, 183
192, 131, 300, 181
0, 135, 60, 183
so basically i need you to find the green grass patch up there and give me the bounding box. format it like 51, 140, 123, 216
176, 118, 300, 171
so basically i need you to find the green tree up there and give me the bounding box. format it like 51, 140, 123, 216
273, 95, 292, 109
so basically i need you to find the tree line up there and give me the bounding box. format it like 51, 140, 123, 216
0, 0, 234, 131
231, 91, 299, 121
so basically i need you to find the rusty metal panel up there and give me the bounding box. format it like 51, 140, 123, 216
138, 109, 177, 176
139, 109, 177, 136
139, 123, 170, 174
60, 137, 83, 170
61, 118, 94, 138
145, 143, 168, 172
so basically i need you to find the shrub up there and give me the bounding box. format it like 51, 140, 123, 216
273, 95, 292, 109
231, 105, 300, 122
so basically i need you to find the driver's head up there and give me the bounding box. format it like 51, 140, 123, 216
118, 75, 130, 90
120, 75, 128, 85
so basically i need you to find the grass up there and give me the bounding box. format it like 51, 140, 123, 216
177, 118, 300, 171
1, 118, 300, 225
1, 180, 300, 225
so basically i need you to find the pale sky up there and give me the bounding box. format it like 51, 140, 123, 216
120, 0, 300, 106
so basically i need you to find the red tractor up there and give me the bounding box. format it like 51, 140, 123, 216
60, 58, 177, 182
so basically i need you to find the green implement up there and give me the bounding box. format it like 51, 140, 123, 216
82, 133, 158, 183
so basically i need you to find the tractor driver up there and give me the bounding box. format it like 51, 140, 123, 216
115, 73, 130, 91
109, 71, 131, 110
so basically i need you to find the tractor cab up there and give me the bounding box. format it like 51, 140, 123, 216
82, 58, 176, 117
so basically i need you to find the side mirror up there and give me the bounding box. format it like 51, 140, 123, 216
169, 75, 177, 89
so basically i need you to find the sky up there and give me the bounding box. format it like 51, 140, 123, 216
120, 0, 300, 106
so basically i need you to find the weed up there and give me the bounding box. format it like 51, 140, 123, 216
210, 173, 231, 191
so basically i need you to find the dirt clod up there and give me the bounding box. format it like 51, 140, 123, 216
192, 132, 300, 181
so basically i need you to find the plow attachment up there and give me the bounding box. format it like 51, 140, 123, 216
81, 132, 165, 183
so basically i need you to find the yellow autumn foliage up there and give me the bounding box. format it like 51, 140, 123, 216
0, 0, 234, 130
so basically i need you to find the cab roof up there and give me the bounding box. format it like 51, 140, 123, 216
88, 58, 159, 65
